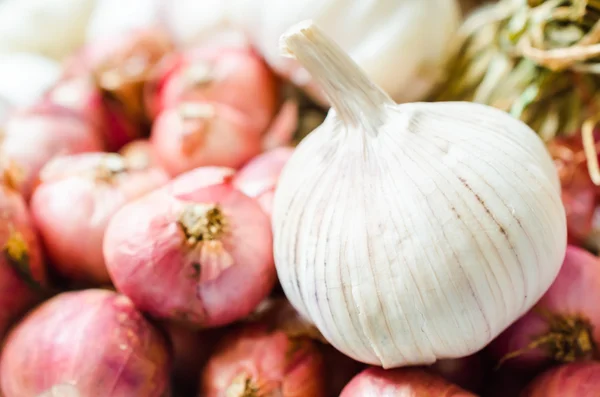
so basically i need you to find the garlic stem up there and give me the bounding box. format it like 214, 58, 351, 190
280, 20, 394, 132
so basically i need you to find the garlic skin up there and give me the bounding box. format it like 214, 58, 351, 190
85, 0, 162, 43
0, 53, 61, 108
0, 0, 96, 60
272, 21, 567, 369
234, 0, 461, 105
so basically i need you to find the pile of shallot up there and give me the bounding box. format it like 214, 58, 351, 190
3, 0, 600, 396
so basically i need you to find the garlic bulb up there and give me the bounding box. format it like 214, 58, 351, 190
234, 0, 461, 105
85, 0, 162, 42
0, 0, 96, 60
273, 21, 567, 369
161, 0, 249, 48
0, 53, 61, 107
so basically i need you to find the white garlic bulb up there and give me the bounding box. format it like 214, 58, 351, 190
0, 53, 61, 107
85, 0, 162, 43
233, 0, 461, 105
272, 21, 567, 369
0, 0, 96, 60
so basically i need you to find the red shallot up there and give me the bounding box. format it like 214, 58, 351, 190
340, 367, 476, 396
65, 28, 175, 145
547, 137, 598, 245
30, 152, 169, 285
233, 146, 294, 217
151, 101, 264, 174
0, 185, 46, 338
200, 321, 326, 397
45, 76, 138, 151
0, 289, 171, 397
0, 103, 103, 200
104, 166, 275, 327
490, 245, 600, 369
144, 46, 278, 126
521, 361, 600, 397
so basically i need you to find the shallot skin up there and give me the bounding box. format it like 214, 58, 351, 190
0, 104, 103, 200
200, 322, 327, 397
151, 102, 263, 174
119, 139, 159, 169
30, 153, 169, 284
522, 361, 600, 396
489, 245, 600, 369
0, 289, 171, 397
0, 186, 46, 338
233, 146, 295, 217
145, 46, 278, 129
45, 76, 138, 152
104, 167, 275, 327
340, 367, 476, 397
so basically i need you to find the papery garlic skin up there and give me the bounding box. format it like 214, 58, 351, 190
234, 0, 461, 104
85, 0, 162, 43
272, 21, 567, 369
0, 0, 96, 60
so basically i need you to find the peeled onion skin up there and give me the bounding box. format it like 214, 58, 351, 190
233, 146, 295, 218
490, 245, 600, 370
151, 101, 264, 175
340, 367, 476, 397
522, 361, 600, 396
30, 153, 170, 285
144, 46, 278, 129
200, 321, 327, 397
104, 166, 275, 328
0, 289, 171, 397
0, 103, 103, 200
0, 185, 46, 338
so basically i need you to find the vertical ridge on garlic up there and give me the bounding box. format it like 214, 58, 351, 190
273, 20, 567, 369
236, 0, 461, 105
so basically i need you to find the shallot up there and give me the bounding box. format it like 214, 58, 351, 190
65, 28, 174, 145
233, 146, 294, 217
145, 46, 278, 125
200, 320, 326, 397
30, 152, 169, 285
339, 367, 476, 396
522, 361, 600, 397
0, 289, 171, 397
490, 245, 600, 369
0, 185, 46, 338
0, 103, 103, 200
151, 101, 264, 174
104, 166, 275, 327
45, 76, 138, 151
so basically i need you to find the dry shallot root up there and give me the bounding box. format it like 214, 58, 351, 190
0, 103, 103, 200
104, 166, 275, 328
30, 152, 169, 285
0, 185, 46, 339
0, 289, 171, 397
